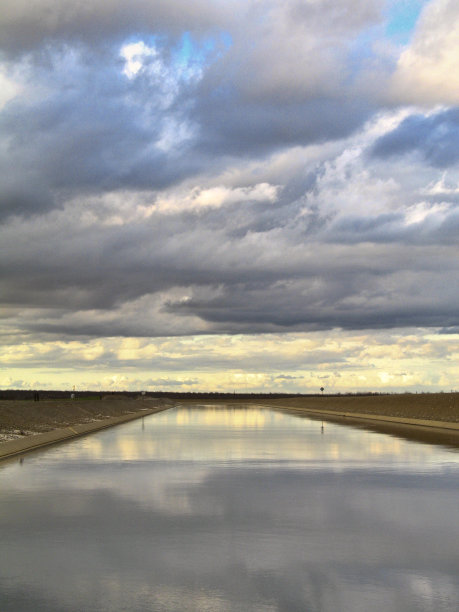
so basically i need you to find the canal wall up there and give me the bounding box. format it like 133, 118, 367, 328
261, 404, 459, 432
257, 403, 459, 447
0, 406, 170, 461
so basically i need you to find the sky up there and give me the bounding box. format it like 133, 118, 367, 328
1, 0, 458, 394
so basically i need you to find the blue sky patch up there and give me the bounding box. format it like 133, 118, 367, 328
385, 0, 426, 44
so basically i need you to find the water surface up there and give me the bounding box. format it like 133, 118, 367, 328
1, 405, 458, 611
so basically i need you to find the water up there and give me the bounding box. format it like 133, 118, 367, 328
1, 405, 458, 611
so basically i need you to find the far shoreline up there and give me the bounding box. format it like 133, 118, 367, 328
1, 392, 458, 460
257, 404, 459, 450
180, 392, 459, 449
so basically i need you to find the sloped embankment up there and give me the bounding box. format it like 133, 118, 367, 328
0, 397, 172, 444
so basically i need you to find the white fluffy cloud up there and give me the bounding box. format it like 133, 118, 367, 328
391, 0, 459, 104
1, 0, 459, 391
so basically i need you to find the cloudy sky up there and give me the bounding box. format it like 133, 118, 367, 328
1, 0, 458, 393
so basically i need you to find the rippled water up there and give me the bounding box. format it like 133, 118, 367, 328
1, 405, 458, 611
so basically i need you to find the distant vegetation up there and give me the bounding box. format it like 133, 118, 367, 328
1, 389, 402, 401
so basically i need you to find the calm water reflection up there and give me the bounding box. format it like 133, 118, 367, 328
1, 405, 458, 612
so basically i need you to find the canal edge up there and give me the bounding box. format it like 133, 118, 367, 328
252, 403, 459, 436
0, 406, 171, 462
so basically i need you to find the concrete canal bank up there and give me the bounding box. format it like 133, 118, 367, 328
0, 399, 171, 461
2, 393, 459, 460
179, 393, 459, 447
253, 394, 459, 447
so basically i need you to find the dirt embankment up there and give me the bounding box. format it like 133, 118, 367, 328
0, 397, 172, 442
2, 393, 458, 453
258, 393, 459, 423
180, 393, 459, 424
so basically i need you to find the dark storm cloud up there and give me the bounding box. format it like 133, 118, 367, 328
1, 0, 459, 349
0, 0, 383, 219
327, 209, 459, 246
0, 0, 236, 57
165, 271, 459, 333
0, 183, 53, 219
371, 107, 459, 167
0, 43, 372, 222
0, 181, 326, 314
183, 0, 379, 156
0, 47, 201, 219
0, 202, 295, 310
1, 169, 459, 340
438, 326, 459, 334
190, 89, 374, 156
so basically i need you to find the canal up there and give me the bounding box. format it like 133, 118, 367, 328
1, 405, 458, 611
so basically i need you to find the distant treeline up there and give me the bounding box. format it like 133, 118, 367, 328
0, 389, 393, 401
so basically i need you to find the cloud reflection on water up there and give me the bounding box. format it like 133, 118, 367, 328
0, 406, 458, 612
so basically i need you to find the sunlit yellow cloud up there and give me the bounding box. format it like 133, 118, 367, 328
1, 329, 458, 393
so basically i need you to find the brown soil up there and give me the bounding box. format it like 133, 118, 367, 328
2, 393, 458, 445
0, 397, 172, 442
180, 393, 459, 423
257, 393, 459, 422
